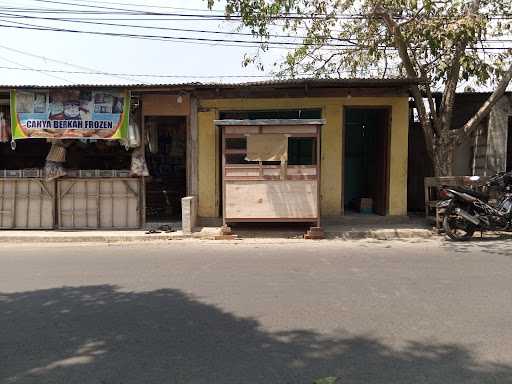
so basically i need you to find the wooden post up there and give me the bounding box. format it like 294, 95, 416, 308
140, 101, 147, 229
188, 96, 199, 197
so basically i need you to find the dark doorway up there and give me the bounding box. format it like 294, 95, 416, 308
507, 117, 512, 172
145, 116, 187, 221
344, 108, 390, 215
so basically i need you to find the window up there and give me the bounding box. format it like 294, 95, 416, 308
224, 136, 317, 165
288, 137, 317, 165
225, 138, 246, 150
224, 137, 260, 164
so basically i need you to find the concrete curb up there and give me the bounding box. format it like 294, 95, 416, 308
326, 228, 434, 240
0, 234, 175, 243
0, 228, 435, 244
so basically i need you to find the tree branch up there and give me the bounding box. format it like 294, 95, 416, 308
398, 6, 425, 28
374, 6, 435, 158
439, 0, 481, 132
460, 62, 512, 140
382, 46, 389, 78
420, 66, 441, 136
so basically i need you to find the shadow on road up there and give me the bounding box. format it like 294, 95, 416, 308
1, 285, 511, 384
440, 233, 512, 257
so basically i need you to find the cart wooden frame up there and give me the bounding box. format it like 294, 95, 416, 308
216, 119, 324, 226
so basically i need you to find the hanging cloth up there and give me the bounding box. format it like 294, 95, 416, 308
130, 146, 149, 177
0, 112, 10, 143
245, 134, 288, 162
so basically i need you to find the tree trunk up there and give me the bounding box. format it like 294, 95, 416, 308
433, 136, 456, 176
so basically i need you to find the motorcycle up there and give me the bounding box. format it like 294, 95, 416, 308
437, 172, 512, 241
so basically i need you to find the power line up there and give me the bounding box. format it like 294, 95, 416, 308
47, 0, 227, 13
0, 42, 145, 84
0, 19, 365, 48
1, 19, 511, 51
0, 7, 141, 15
0, 11, 358, 44
8, 1, 365, 19
0, 64, 385, 78
0, 64, 282, 78
30, 0, 223, 16
0, 20, 292, 49
1, 12, 511, 45
3, 1, 510, 20
0, 56, 73, 84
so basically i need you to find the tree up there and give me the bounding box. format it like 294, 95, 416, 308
207, 0, 512, 176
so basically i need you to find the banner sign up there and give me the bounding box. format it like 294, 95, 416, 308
10, 88, 130, 140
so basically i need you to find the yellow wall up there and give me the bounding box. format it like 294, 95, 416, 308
142, 94, 190, 116
197, 109, 219, 217
197, 96, 409, 218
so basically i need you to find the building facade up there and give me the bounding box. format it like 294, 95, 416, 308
0, 79, 415, 229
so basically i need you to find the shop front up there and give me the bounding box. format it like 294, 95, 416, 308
0, 87, 144, 229
140, 93, 190, 224
0, 79, 415, 232
194, 79, 413, 226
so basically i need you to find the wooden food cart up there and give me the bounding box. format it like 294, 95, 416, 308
217, 119, 324, 229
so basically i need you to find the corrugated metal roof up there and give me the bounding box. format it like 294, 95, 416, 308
0, 77, 423, 91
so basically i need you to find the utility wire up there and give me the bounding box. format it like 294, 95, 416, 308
0, 21, 293, 49
1, 19, 510, 51
0, 56, 73, 84
0, 64, 386, 78
0, 42, 274, 80
0, 1, 335, 18
0, 19, 369, 48
49, 0, 227, 12
0, 42, 145, 84
8, 2, 512, 20
1, 12, 511, 45
0, 65, 278, 78
0, 11, 358, 44
0, 20, 293, 49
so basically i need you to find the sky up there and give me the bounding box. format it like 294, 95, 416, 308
0, 0, 287, 86
0, 0, 509, 91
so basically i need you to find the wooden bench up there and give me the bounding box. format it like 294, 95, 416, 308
424, 176, 489, 229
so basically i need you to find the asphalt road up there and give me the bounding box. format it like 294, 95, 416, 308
1, 238, 512, 384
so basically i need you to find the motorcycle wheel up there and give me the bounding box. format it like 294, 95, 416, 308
443, 205, 476, 241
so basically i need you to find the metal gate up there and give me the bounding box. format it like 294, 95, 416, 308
0, 178, 55, 229
57, 178, 142, 229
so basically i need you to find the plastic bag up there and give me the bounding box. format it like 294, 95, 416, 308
130, 146, 149, 177
121, 121, 141, 149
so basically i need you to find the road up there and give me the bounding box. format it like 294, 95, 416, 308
1, 238, 512, 384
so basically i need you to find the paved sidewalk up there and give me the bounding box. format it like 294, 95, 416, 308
0, 220, 434, 243
232, 218, 433, 241
325, 223, 434, 240
0, 227, 222, 243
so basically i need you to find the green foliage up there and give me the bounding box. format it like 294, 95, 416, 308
207, 0, 512, 86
